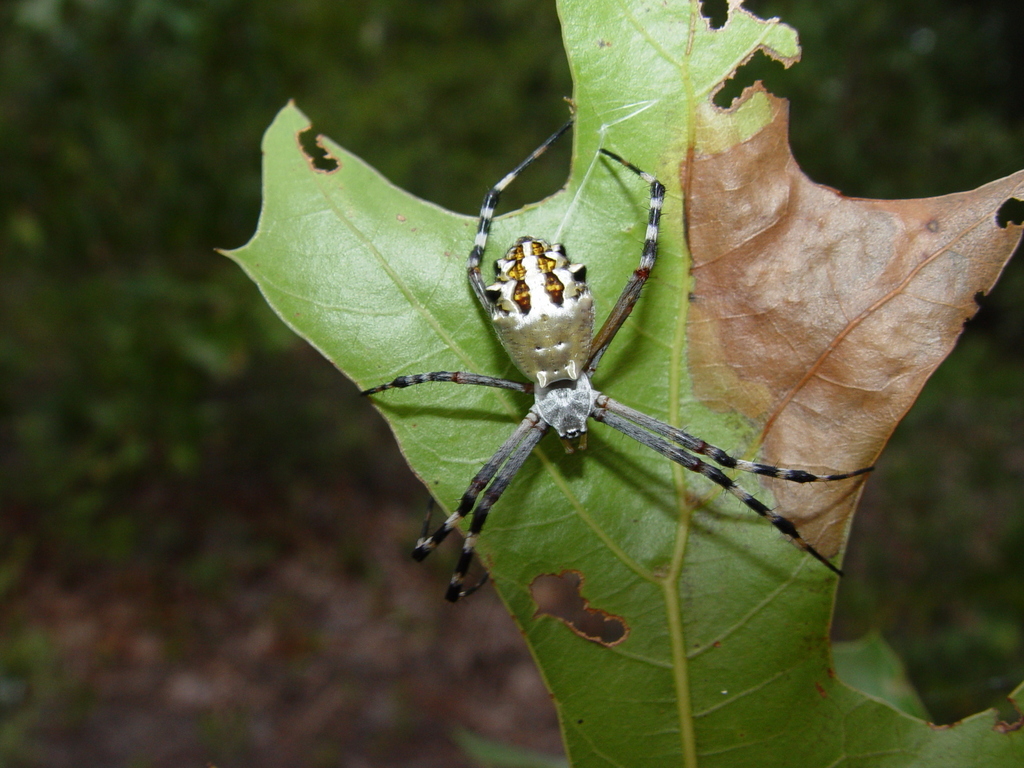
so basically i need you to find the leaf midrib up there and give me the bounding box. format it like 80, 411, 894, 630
666, 6, 700, 765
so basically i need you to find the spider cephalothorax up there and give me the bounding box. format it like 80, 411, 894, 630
363, 119, 872, 601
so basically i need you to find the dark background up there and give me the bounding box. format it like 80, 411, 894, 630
1, 0, 1023, 764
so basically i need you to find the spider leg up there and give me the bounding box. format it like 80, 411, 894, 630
411, 412, 541, 559
409, 410, 548, 601
363, 372, 546, 600
419, 496, 439, 542
597, 395, 874, 481
586, 150, 666, 376
361, 371, 533, 396
445, 412, 548, 601
418, 498, 490, 598
467, 120, 573, 311
591, 406, 845, 576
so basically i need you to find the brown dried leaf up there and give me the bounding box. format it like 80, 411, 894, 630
687, 88, 1024, 555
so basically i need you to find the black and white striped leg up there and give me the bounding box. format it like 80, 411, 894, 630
361, 371, 534, 396
467, 120, 574, 310
597, 395, 874, 483
445, 412, 548, 601
418, 498, 490, 598
411, 413, 542, 560
591, 406, 846, 576
586, 150, 666, 376
411, 411, 549, 601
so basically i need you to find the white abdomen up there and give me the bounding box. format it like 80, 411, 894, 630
486, 237, 594, 388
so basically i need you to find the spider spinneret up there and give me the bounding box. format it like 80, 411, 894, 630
362, 118, 872, 601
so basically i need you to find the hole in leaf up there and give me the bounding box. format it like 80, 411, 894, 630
298, 127, 339, 173
996, 197, 1024, 228
700, 0, 728, 30
712, 49, 789, 109
994, 698, 1024, 733
530, 571, 628, 646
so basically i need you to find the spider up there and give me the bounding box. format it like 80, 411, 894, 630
363, 119, 873, 601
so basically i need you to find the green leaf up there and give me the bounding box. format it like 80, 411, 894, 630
225, 0, 1024, 765
833, 632, 931, 721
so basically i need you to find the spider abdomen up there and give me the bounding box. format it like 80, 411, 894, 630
486, 237, 594, 388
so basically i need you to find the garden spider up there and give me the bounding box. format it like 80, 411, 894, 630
363, 120, 872, 601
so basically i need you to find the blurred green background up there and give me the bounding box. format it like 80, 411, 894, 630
1, 0, 1023, 764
